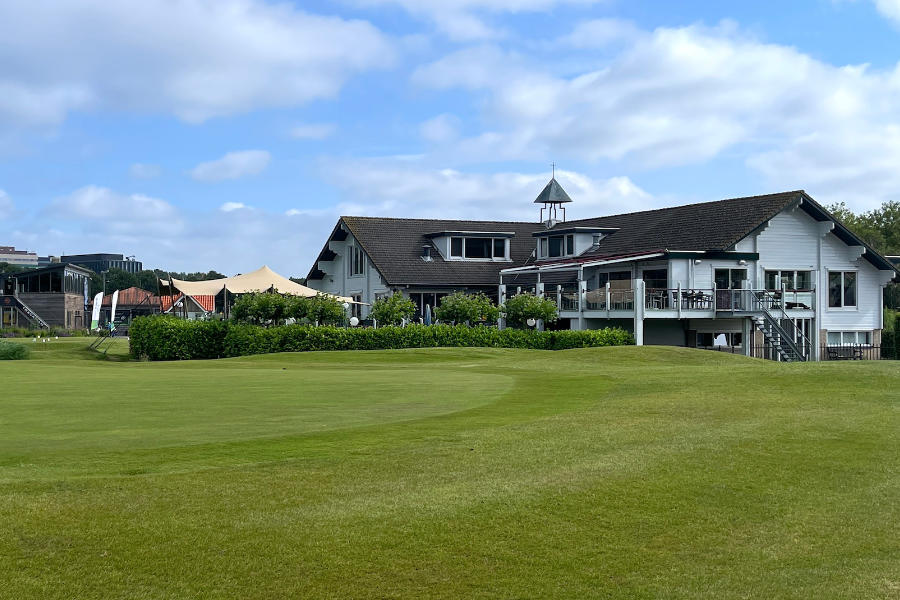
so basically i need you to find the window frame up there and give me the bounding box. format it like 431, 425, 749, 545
827, 270, 857, 309
826, 330, 871, 346
538, 234, 575, 259
764, 269, 814, 291
348, 244, 365, 277
448, 236, 509, 261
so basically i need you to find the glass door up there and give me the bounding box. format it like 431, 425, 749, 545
715, 268, 748, 309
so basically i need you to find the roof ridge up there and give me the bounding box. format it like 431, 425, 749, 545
341, 215, 539, 225
563, 190, 804, 225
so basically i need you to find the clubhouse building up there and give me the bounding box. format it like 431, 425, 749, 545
306, 182, 898, 361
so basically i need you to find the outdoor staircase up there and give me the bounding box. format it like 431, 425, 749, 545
4, 295, 50, 329
749, 292, 808, 362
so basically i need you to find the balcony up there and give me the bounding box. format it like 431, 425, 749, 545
535, 285, 816, 318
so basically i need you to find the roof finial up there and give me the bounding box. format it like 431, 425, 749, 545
551, 161, 555, 179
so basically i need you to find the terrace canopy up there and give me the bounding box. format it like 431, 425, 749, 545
160, 265, 353, 302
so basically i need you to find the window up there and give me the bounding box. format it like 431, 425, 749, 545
765, 270, 813, 291
348, 246, 365, 276
827, 331, 871, 346
494, 238, 506, 258
449, 237, 508, 260
642, 269, 668, 289
464, 238, 492, 259
539, 234, 575, 258
714, 268, 747, 290
351, 294, 362, 319
828, 271, 856, 308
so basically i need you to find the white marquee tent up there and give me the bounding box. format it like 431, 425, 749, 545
160, 265, 352, 303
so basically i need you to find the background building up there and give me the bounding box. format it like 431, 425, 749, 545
0, 246, 38, 268
60, 253, 143, 274
0, 263, 92, 329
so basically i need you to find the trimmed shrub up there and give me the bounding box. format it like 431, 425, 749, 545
130, 317, 634, 360
502, 292, 558, 329
434, 292, 500, 325
369, 292, 416, 326
0, 340, 29, 360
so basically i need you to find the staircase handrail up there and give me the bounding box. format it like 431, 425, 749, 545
14, 297, 50, 329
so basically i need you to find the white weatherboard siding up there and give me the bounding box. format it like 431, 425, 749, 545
819, 232, 882, 331
754, 207, 883, 332
309, 232, 390, 317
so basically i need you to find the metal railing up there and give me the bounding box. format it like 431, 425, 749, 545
701, 345, 892, 361
645, 288, 714, 310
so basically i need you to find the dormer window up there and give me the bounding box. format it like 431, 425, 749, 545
539, 234, 575, 259
450, 237, 508, 260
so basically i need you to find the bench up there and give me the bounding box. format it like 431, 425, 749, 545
826, 346, 863, 360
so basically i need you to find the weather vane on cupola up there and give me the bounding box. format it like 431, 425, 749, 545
535, 162, 573, 228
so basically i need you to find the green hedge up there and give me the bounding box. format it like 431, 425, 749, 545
884, 313, 900, 359
130, 316, 634, 360
0, 340, 29, 360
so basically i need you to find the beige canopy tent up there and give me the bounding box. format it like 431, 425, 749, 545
160, 265, 353, 303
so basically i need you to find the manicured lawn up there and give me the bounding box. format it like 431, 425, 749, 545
1, 339, 899, 599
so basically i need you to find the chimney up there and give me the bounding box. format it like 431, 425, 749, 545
422, 244, 433, 261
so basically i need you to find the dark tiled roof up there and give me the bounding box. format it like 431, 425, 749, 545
310, 190, 894, 286
339, 217, 540, 286
560, 190, 801, 260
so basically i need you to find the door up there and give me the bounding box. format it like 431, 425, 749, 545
715, 268, 748, 309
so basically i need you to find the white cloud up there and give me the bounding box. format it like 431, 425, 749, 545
560, 18, 643, 48
0, 1, 394, 129
129, 163, 161, 179
874, 0, 900, 24
44, 185, 181, 236
413, 21, 900, 209
191, 150, 271, 182
321, 158, 652, 221
420, 114, 462, 143
14, 184, 334, 276
352, 0, 601, 41
220, 202, 249, 212
289, 123, 337, 140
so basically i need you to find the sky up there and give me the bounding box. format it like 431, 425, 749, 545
2, 0, 900, 276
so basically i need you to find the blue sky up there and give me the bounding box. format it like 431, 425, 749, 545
2, 0, 900, 275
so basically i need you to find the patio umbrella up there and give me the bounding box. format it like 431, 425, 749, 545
424, 304, 432, 325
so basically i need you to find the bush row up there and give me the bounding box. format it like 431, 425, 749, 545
129, 316, 634, 361
0, 340, 30, 360
884, 313, 900, 359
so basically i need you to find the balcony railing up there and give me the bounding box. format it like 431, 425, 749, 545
645, 288, 714, 310
531, 286, 817, 315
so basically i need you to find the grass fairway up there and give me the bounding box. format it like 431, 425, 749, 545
1, 339, 899, 599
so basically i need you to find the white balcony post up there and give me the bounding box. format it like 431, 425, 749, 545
556, 284, 562, 312
677, 283, 683, 318
634, 279, 645, 346
605, 282, 611, 317
712, 282, 717, 311
498, 283, 507, 330
577, 278, 587, 330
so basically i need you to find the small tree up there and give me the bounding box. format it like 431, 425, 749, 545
284, 295, 309, 322
306, 294, 346, 326
502, 293, 558, 329
231, 292, 288, 326
370, 292, 416, 326
434, 291, 500, 325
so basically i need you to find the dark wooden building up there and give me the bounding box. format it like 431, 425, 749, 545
0, 263, 92, 329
